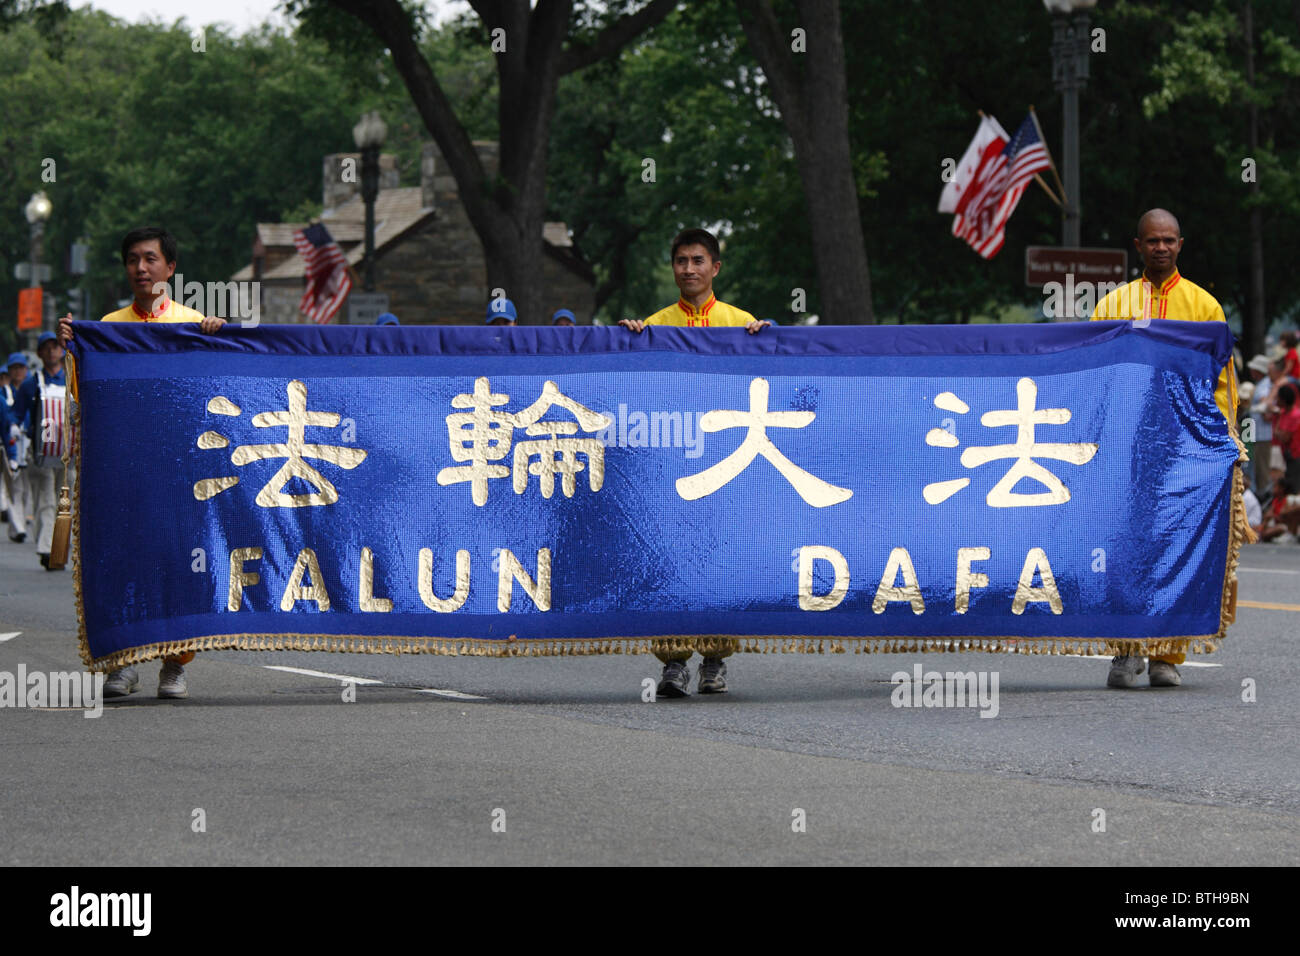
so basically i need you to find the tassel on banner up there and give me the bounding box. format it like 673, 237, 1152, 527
47, 484, 72, 569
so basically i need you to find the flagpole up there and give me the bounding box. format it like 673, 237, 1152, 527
1029, 105, 1069, 208
1034, 175, 1064, 207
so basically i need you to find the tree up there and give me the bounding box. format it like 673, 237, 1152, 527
0, 8, 394, 325
547, 0, 826, 323
1141, 0, 1300, 356
733, 0, 874, 324
295, 0, 678, 324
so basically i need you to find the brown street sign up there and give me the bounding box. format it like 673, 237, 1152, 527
1025, 247, 1127, 287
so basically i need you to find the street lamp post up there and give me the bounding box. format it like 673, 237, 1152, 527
352, 110, 387, 294
24, 190, 53, 345
1044, 0, 1096, 249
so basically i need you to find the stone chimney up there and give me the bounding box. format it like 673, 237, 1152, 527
420, 141, 503, 211
322, 152, 400, 213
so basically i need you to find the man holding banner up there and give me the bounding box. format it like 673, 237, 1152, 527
620, 228, 770, 698
1091, 208, 1238, 689
59, 227, 225, 700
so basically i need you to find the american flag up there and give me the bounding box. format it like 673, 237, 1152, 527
951, 114, 1051, 260
293, 223, 352, 324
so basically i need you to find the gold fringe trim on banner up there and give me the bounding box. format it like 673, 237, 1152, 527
82, 632, 1223, 673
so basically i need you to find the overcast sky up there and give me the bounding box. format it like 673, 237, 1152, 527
83, 0, 466, 34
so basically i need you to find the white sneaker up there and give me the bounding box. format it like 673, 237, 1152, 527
1148, 659, 1182, 687
158, 660, 188, 699
1106, 655, 1144, 688
103, 666, 139, 697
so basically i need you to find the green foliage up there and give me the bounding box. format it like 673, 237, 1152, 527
2, 0, 1296, 336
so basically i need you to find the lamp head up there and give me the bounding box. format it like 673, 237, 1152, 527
25, 191, 52, 224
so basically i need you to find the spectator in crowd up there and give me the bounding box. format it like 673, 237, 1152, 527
1247, 354, 1275, 493
1272, 381, 1300, 491
375, 312, 399, 326
1280, 331, 1299, 381
551, 309, 576, 327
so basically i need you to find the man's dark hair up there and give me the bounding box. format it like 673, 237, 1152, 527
1278, 382, 1298, 410
120, 227, 178, 265
671, 228, 721, 263
1282, 331, 1298, 348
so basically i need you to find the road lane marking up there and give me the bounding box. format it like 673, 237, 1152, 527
415, 688, 488, 701
0, 632, 20, 642
1238, 599, 1300, 612
1066, 654, 1221, 668
1238, 567, 1300, 574
263, 665, 382, 684
262, 665, 486, 699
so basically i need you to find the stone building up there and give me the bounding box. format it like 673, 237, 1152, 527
233, 141, 595, 325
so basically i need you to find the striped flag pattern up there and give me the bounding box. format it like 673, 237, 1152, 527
39, 390, 66, 460
950, 114, 1052, 260
293, 223, 352, 324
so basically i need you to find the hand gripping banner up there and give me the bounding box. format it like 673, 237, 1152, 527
67, 320, 1248, 670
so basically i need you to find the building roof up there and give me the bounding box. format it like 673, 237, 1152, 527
235, 186, 574, 282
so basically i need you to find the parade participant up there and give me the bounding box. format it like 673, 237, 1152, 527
619, 228, 770, 335
58, 226, 225, 700
486, 299, 517, 327
375, 312, 399, 326
2, 353, 31, 542
619, 228, 771, 698
12, 333, 70, 569
551, 309, 576, 327
1092, 208, 1237, 689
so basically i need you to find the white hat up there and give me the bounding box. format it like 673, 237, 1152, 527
1248, 354, 1273, 374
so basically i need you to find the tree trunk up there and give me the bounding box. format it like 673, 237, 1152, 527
327, 0, 677, 324
736, 0, 875, 324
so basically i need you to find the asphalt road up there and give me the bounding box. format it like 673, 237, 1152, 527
1, 532, 1296, 866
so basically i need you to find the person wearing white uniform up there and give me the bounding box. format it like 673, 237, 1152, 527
2, 352, 32, 542
12, 332, 72, 569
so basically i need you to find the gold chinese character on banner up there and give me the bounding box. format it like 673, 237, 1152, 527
193, 380, 367, 507
923, 377, 1098, 508
676, 377, 852, 508
437, 377, 612, 506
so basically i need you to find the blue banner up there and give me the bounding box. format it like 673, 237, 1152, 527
68, 320, 1246, 669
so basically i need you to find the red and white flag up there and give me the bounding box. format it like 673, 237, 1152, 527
293, 223, 352, 324
944, 114, 1052, 260
938, 115, 1009, 219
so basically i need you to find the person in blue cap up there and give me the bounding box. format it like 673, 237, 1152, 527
2, 351, 31, 542
12, 332, 69, 568
551, 309, 576, 327
375, 312, 399, 326
486, 298, 517, 327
